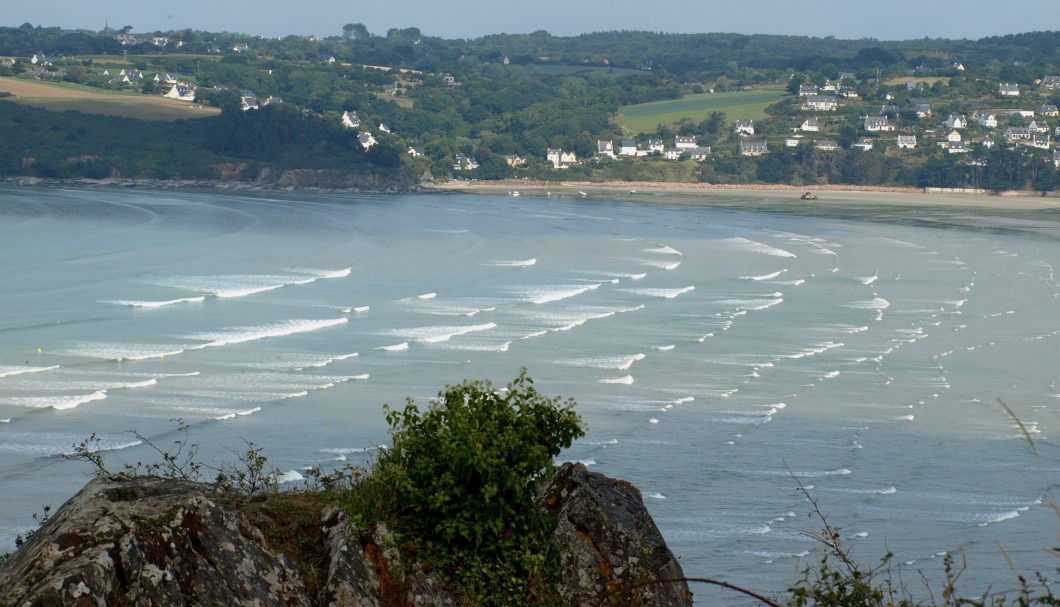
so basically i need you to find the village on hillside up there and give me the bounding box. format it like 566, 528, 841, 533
532, 77, 1060, 172
3, 26, 1060, 187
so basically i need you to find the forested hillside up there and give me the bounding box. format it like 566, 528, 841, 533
1, 23, 1058, 189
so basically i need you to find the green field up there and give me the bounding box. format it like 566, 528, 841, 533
0, 77, 219, 121
616, 88, 789, 134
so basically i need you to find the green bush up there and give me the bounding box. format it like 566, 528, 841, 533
373, 369, 584, 605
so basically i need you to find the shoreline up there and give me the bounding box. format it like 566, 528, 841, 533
428, 179, 1060, 211
4, 175, 1060, 214
0, 176, 429, 194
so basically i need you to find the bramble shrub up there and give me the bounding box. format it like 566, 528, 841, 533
373, 369, 584, 605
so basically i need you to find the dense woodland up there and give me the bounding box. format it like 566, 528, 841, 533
1, 23, 1059, 190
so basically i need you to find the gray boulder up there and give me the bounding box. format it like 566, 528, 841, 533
538, 462, 693, 607
0, 475, 309, 607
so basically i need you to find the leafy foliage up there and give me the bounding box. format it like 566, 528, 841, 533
373, 369, 584, 604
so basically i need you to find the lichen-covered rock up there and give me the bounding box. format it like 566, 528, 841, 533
0, 475, 309, 607
538, 462, 693, 607
320, 508, 381, 607
1, 466, 689, 606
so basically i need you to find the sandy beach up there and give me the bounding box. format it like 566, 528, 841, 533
430, 179, 1060, 211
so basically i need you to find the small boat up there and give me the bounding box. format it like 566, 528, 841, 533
800, 192, 817, 200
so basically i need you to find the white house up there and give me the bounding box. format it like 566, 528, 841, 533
946, 130, 962, 143
453, 154, 479, 170
998, 83, 1020, 96
813, 140, 840, 151
1004, 127, 1032, 140
1030, 134, 1050, 149
798, 84, 818, 96
805, 95, 838, 111
407, 146, 425, 157
733, 120, 754, 135
799, 117, 820, 132
1053, 149, 1060, 167
546, 148, 578, 169
358, 131, 377, 150
896, 135, 917, 149
739, 140, 768, 156
864, 116, 894, 132
1042, 76, 1060, 90
663, 149, 682, 161
596, 140, 615, 158
1028, 120, 1050, 133
674, 135, 697, 149
647, 139, 664, 154
1038, 105, 1059, 117
690, 146, 713, 161
852, 140, 875, 152
165, 84, 195, 101
618, 140, 638, 157
341, 111, 361, 128
945, 114, 968, 129
974, 111, 998, 128
946, 141, 971, 154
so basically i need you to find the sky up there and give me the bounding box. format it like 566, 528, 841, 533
8, 0, 1060, 41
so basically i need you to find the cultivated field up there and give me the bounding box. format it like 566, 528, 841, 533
616, 88, 789, 134
0, 77, 219, 121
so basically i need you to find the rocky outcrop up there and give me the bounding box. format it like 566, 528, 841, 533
538, 462, 693, 607
0, 467, 691, 606
0, 476, 309, 607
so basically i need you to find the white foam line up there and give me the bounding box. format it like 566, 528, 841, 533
741, 270, 787, 281
187, 318, 348, 349
4, 390, 109, 410
723, 237, 797, 258
107, 296, 206, 308
484, 259, 537, 267
0, 365, 60, 378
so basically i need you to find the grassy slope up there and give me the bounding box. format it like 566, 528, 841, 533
616, 87, 789, 134
0, 77, 219, 121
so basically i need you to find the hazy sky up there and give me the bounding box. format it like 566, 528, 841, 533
9, 0, 1060, 41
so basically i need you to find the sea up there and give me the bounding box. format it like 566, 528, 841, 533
1, 185, 1057, 602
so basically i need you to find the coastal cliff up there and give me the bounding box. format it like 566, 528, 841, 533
0, 463, 692, 607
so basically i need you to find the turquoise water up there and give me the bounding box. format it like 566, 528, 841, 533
1, 186, 1057, 599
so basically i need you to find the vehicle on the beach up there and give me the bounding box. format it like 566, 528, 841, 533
801, 192, 818, 200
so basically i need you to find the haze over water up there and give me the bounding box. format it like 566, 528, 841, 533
1, 186, 1057, 598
